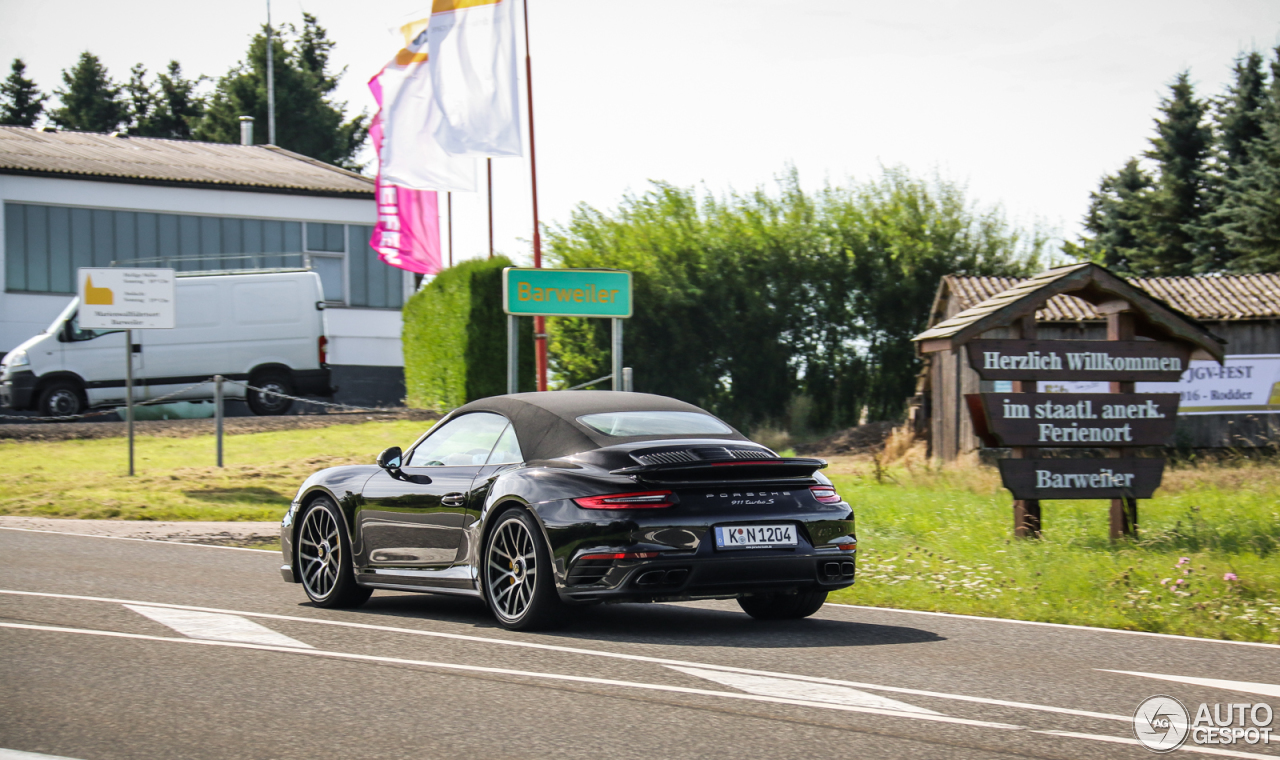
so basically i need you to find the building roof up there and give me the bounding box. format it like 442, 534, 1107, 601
915, 263, 1227, 362
0, 126, 374, 198
938, 271, 1280, 323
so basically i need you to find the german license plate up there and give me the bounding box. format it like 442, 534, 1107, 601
715, 524, 796, 550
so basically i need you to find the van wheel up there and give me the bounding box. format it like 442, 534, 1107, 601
247, 372, 295, 415
38, 381, 85, 417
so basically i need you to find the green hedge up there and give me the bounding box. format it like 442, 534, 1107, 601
403, 256, 535, 410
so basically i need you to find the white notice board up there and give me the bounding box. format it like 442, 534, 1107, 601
77, 268, 176, 330
1034, 355, 1280, 415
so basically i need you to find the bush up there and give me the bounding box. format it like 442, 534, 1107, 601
403, 256, 534, 410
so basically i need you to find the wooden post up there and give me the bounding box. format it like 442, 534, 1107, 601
1107, 311, 1138, 540
1011, 314, 1041, 537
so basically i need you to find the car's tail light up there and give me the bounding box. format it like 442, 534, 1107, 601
573, 490, 676, 509
810, 485, 841, 504
578, 551, 659, 560
833, 537, 857, 552
318, 336, 328, 365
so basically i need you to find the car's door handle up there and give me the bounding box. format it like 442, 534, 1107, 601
441, 492, 466, 507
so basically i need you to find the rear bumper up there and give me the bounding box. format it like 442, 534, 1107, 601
293, 368, 333, 397
1, 370, 37, 410
556, 550, 856, 603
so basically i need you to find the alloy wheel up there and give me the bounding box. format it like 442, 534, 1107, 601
486, 516, 538, 622
299, 505, 341, 601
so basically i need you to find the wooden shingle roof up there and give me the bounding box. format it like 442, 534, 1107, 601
940, 271, 1280, 322
915, 263, 1226, 362
0, 126, 374, 198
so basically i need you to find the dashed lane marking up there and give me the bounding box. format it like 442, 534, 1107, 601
125, 605, 313, 648
0, 621, 1023, 731
1099, 670, 1280, 700
0, 750, 87, 760
0, 588, 1130, 724
668, 666, 941, 714
3, 621, 1276, 760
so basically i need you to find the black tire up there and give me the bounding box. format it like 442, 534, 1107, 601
296, 497, 371, 609
38, 380, 85, 417
483, 508, 565, 631
737, 589, 828, 620
247, 371, 294, 415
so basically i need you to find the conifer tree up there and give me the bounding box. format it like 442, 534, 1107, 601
50, 52, 127, 133
1078, 159, 1154, 274
1195, 52, 1270, 271
196, 14, 366, 168
0, 58, 47, 126
127, 62, 205, 139
1216, 48, 1280, 272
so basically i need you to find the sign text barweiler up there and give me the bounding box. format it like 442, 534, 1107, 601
503, 268, 632, 318
966, 392, 1181, 447
966, 339, 1190, 382
998, 459, 1165, 499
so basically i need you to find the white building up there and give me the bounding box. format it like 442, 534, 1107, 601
0, 126, 412, 407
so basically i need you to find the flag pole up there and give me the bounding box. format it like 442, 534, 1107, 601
265, 0, 276, 145
487, 158, 494, 259
522, 0, 548, 392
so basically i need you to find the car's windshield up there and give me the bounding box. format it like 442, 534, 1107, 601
577, 411, 732, 437
49, 298, 79, 334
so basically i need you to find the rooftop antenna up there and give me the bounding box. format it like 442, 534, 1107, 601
265, 0, 276, 145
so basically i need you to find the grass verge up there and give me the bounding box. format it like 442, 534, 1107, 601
825, 455, 1280, 643
0, 420, 429, 521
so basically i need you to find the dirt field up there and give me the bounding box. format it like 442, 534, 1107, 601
0, 408, 440, 443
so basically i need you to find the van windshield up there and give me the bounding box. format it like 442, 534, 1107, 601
48, 298, 79, 333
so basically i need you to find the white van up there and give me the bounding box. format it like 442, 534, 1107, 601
1, 271, 331, 416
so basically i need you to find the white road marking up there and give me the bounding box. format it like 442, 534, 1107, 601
1099, 670, 1280, 700
0, 750, 88, 760
827, 602, 1280, 650
0, 621, 1024, 731
0, 526, 274, 553
0, 588, 1129, 724
5, 621, 1277, 760
669, 666, 941, 714
1033, 730, 1280, 760
125, 605, 312, 649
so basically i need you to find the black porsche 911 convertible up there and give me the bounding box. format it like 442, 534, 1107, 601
280, 391, 856, 630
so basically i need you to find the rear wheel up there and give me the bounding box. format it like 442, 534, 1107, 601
247, 371, 294, 415
737, 589, 828, 620
297, 497, 371, 609
38, 380, 85, 417
483, 509, 564, 631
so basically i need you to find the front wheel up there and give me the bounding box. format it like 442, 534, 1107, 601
247, 372, 295, 415
38, 380, 85, 417
737, 589, 828, 620
296, 497, 371, 609
483, 509, 564, 631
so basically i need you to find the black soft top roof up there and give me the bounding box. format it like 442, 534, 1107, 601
450, 391, 747, 461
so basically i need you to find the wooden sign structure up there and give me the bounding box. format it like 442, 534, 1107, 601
913, 263, 1226, 539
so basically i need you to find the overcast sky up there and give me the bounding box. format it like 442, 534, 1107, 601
2, 0, 1278, 267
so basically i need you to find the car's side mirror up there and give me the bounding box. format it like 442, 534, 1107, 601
377, 446, 402, 470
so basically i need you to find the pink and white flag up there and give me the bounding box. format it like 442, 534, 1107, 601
367, 107, 441, 275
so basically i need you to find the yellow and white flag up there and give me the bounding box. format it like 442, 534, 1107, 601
428, 0, 523, 158
375, 16, 477, 192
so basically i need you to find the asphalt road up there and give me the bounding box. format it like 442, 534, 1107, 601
1, 527, 1277, 760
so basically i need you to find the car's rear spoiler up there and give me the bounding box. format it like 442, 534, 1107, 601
611, 457, 827, 483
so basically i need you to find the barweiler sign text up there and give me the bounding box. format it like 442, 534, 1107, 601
999, 459, 1164, 499
966, 339, 1190, 382
503, 268, 632, 318
966, 392, 1181, 447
